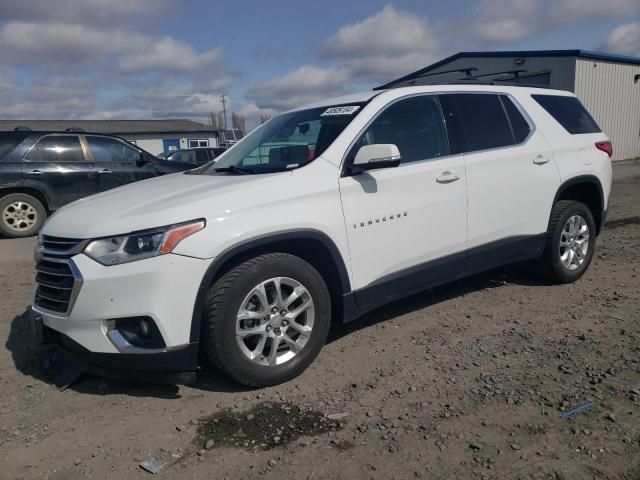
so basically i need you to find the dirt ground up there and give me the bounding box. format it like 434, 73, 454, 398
1, 160, 639, 480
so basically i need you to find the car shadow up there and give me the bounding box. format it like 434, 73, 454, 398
328, 261, 549, 343
5, 261, 549, 397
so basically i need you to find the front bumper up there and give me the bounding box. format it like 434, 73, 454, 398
32, 252, 211, 374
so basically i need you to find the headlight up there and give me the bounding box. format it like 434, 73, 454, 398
84, 219, 205, 266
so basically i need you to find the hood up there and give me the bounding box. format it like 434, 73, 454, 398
43, 171, 292, 238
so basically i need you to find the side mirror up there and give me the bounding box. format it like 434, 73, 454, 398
349, 144, 401, 175
136, 152, 151, 167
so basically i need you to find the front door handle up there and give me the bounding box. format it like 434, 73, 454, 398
26, 169, 42, 175
98, 168, 112, 174
436, 171, 460, 184
533, 155, 550, 165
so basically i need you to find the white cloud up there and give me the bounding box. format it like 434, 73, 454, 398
119, 38, 221, 73
602, 22, 640, 56
472, 0, 540, 43
322, 4, 439, 58
247, 5, 442, 111
0, 21, 222, 74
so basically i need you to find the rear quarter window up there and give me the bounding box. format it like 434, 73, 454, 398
0, 132, 29, 158
532, 94, 600, 134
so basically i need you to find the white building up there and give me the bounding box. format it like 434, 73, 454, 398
0, 119, 221, 155
378, 50, 640, 161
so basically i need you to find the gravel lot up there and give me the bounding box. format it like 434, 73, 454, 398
1, 160, 639, 480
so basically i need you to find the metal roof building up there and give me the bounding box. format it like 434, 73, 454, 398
0, 119, 221, 155
377, 50, 640, 161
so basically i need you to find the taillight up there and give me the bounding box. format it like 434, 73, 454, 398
595, 140, 612, 158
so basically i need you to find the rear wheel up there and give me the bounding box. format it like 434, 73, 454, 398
0, 193, 46, 238
540, 200, 596, 283
202, 253, 331, 387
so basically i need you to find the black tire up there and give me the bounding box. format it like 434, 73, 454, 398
540, 200, 596, 284
202, 253, 331, 387
0, 193, 47, 238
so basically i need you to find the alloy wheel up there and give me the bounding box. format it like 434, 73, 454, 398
559, 214, 590, 271
2, 201, 38, 232
235, 277, 315, 366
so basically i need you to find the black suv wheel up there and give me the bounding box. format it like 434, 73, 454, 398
0, 193, 47, 238
202, 253, 331, 387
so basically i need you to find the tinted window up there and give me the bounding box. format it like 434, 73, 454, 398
26, 135, 84, 162
442, 94, 514, 152
0, 132, 28, 158
170, 151, 196, 163
501, 95, 531, 143
195, 150, 211, 164
86, 136, 141, 162
352, 95, 449, 164
532, 94, 600, 134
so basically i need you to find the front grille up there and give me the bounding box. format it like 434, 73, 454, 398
34, 236, 85, 315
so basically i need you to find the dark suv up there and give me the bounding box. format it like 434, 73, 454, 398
159, 147, 226, 165
0, 131, 195, 238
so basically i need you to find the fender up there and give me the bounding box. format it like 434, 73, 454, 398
551, 175, 605, 232
188, 229, 351, 343
0, 180, 54, 210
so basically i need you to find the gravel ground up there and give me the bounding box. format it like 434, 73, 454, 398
1, 160, 639, 480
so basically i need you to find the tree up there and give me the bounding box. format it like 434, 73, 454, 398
231, 112, 246, 133
209, 111, 225, 129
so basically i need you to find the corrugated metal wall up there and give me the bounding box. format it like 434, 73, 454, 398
575, 58, 640, 161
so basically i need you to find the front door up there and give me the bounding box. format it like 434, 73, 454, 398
21, 134, 99, 209
83, 135, 157, 192
339, 94, 468, 307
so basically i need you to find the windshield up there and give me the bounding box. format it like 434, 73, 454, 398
196, 103, 364, 175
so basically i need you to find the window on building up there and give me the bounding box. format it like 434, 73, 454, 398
25, 135, 85, 162
351, 95, 449, 164
440, 93, 515, 153
500, 95, 532, 143
188, 139, 209, 148
532, 94, 601, 134
85, 136, 141, 163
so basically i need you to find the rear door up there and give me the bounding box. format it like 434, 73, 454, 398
439, 93, 559, 271
22, 134, 98, 208
0, 132, 30, 187
84, 135, 157, 192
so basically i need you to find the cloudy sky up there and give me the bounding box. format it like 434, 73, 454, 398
0, 0, 638, 127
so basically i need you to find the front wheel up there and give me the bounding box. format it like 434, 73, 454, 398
202, 253, 331, 387
540, 200, 596, 283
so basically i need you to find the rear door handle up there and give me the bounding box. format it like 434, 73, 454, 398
98, 168, 112, 174
533, 155, 550, 165
26, 169, 42, 175
436, 171, 460, 184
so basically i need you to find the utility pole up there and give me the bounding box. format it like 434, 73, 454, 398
220, 94, 228, 129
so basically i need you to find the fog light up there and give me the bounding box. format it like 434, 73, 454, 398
108, 316, 165, 351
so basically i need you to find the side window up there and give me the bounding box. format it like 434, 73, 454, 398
195, 150, 211, 164
441, 94, 514, 153
352, 95, 449, 164
26, 135, 84, 162
532, 94, 600, 134
500, 95, 532, 143
86, 136, 141, 162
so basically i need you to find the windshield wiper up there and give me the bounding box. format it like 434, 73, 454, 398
213, 165, 256, 175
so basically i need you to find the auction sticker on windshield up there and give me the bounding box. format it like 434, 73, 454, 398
321, 105, 360, 116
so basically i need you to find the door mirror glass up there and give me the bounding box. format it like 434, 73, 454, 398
351, 144, 401, 173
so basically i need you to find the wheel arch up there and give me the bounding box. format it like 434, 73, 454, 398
0, 185, 52, 212
189, 230, 351, 343
551, 175, 604, 234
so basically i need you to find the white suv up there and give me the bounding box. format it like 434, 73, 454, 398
30, 85, 612, 386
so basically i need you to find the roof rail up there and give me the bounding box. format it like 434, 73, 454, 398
470, 69, 527, 79
13, 126, 32, 131
64, 127, 85, 132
